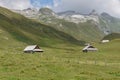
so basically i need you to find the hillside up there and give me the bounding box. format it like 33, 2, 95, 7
0, 7, 83, 50
100, 12, 120, 33
13, 8, 106, 42
13, 8, 120, 42
36, 9, 106, 42
0, 37, 120, 80
103, 33, 120, 40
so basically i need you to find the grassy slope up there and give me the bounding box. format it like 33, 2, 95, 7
100, 14, 120, 33
103, 33, 120, 40
36, 11, 104, 42
0, 39, 120, 80
0, 7, 83, 49
61, 21, 104, 42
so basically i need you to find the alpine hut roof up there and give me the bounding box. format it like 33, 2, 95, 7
82, 45, 98, 51
24, 45, 43, 53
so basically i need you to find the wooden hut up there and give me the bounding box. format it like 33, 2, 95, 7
101, 40, 110, 43
82, 45, 98, 52
24, 45, 43, 53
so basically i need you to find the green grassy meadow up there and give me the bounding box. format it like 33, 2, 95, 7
0, 39, 120, 80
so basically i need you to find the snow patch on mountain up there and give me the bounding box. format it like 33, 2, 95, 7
58, 14, 99, 24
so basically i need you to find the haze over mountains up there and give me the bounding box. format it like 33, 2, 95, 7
13, 7, 120, 42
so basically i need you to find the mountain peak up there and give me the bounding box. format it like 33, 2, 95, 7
101, 12, 114, 22
89, 9, 98, 16
23, 8, 37, 12
101, 12, 111, 17
23, 8, 32, 11
39, 7, 55, 16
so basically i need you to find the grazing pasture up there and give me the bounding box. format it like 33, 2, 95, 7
0, 39, 120, 80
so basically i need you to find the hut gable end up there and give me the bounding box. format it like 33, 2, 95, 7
82, 45, 98, 52
24, 45, 43, 53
